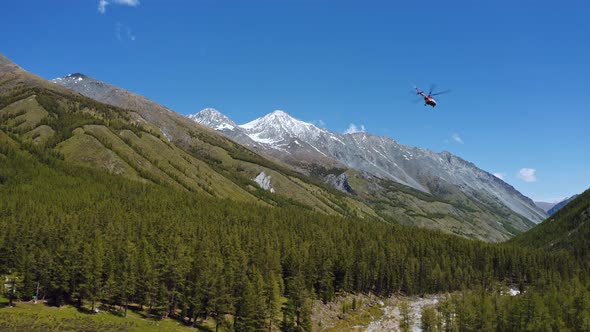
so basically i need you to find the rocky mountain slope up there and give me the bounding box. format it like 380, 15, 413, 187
190, 108, 546, 225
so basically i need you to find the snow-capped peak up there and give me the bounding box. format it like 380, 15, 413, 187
241, 110, 302, 129
187, 108, 238, 131
66, 73, 87, 79
51, 73, 88, 84
191, 108, 227, 121
239, 110, 325, 144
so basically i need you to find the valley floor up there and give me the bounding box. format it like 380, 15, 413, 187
365, 296, 438, 332
1, 293, 440, 332
312, 293, 440, 332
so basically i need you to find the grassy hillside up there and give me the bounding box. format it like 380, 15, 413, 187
0, 58, 380, 220
510, 188, 590, 261
343, 169, 533, 241
0, 296, 200, 332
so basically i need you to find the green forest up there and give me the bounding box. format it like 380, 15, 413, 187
1, 120, 588, 331
416, 280, 590, 332
510, 188, 590, 262
413, 189, 590, 332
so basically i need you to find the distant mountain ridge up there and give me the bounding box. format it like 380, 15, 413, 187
548, 195, 579, 215
535, 195, 580, 214
189, 108, 547, 226
535, 201, 558, 212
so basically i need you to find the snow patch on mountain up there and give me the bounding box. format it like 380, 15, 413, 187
216, 123, 235, 130
253, 172, 275, 193
324, 173, 353, 194
52, 73, 87, 85
248, 132, 279, 145
161, 128, 172, 142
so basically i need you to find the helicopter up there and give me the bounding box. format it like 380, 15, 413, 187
415, 85, 451, 107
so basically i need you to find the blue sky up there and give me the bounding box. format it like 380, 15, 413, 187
1, 0, 588, 202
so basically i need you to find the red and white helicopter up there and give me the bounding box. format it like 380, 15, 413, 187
415, 85, 451, 107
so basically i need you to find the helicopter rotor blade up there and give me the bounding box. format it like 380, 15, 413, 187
428, 84, 436, 96
431, 90, 451, 96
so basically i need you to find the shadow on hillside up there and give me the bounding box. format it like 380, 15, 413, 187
75, 306, 96, 315
129, 305, 214, 332
70, 303, 214, 331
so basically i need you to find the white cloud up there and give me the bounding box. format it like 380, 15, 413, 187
312, 119, 326, 128
127, 26, 136, 41
116, 23, 136, 41
493, 173, 506, 180
98, 0, 140, 14
344, 123, 366, 134
114, 0, 140, 5
98, 0, 108, 13
116, 23, 122, 40
451, 133, 464, 144
517, 168, 537, 182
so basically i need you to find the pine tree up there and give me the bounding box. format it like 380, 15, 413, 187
234, 278, 263, 332
399, 301, 413, 332
83, 233, 105, 312
437, 297, 454, 332
264, 274, 281, 332
421, 306, 438, 332
3, 272, 23, 307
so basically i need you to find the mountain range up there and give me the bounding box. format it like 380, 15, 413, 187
0, 51, 546, 241
188, 108, 547, 229
535, 195, 580, 215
